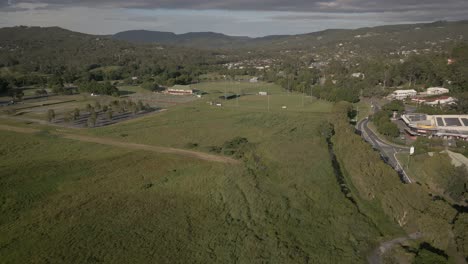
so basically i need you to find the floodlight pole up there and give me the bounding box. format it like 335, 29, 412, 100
407, 153, 411, 170
268, 86, 270, 112
237, 82, 239, 107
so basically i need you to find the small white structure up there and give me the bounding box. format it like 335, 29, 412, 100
250, 77, 259, 83
426, 87, 449, 95
351, 73, 365, 79
391, 89, 417, 100
131, 76, 139, 81
259, 91, 268, 96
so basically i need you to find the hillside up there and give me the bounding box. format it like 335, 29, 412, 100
111, 20, 468, 51
113, 30, 250, 48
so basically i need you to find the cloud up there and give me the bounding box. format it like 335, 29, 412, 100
0, 0, 467, 37
1, 0, 468, 14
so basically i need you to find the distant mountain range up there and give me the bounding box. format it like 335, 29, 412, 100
112, 20, 468, 50
1, 20, 467, 54
113, 30, 250, 48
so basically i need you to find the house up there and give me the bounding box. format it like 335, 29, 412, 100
426, 87, 449, 95
390, 89, 417, 100
167, 85, 194, 95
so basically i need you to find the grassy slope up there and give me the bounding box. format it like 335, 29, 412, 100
0, 94, 400, 263
330, 103, 467, 262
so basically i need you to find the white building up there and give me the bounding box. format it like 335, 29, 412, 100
401, 114, 468, 139
259, 91, 268, 96
167, 85, 193, 95
250, 77, 259, 83
425, 97, 456, 106
351, 73, 365, 79
426, 87, 449, 95
390, 89, 417, 100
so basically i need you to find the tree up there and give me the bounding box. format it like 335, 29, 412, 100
95, 101, 102, 111
87, 116, 96, 127
141, 82, 160, 92
0, 77, 11, 94
9, 89, 24, 101
73, 108, 80, 120
35, 89, 48, 95
86, 104, 93, 113
137, 100, 144, 112
47, 109, 55, 122
106, 110, 113, 120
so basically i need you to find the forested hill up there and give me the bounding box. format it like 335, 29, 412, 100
112, 20, 468, 50
113, 30, 250, 49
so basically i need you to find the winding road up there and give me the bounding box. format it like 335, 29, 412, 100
356, 118, 412, 183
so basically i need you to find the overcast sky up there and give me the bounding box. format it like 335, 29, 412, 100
1, 0, 467, 36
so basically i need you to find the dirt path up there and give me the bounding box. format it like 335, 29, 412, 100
367, 232, 422, 264
0, 124, 240, 164
445, 150, 468, 171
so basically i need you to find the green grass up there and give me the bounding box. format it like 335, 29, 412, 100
193, 81, 332, 113
117, 85, 152, 95
397, 152, 468, 204
354, 100, 371, 121
0, 92, 398, 263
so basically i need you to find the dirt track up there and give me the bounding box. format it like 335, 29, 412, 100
0, 124, 240, 164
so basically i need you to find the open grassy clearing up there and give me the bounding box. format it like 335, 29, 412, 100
0, 91, 401, 263
193, 81, 332, 112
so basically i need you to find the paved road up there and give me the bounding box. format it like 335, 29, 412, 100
357, 118, 412, 183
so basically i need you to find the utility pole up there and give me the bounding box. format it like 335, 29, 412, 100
237, 83, 239, 107
267, 86, 270, 112
302, 90, 304, 108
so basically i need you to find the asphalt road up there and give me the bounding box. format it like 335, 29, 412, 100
357, 118, 412, 183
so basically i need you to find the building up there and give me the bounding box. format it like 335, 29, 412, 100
424, 96, 457, 106
219, 94, 238, 100
167, 85, 194, 95
258, 91, 268, 96
250, 77, 259, 83
426, 87, 449, 95
351, 73, 365, 79
390, 89, 417, 100
401, 114, 468, 139
412, 96, 457, 106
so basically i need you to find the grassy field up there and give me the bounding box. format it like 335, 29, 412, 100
397, 152, 468, 204
0, 82, 402, 263
193, 81, 332, 113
